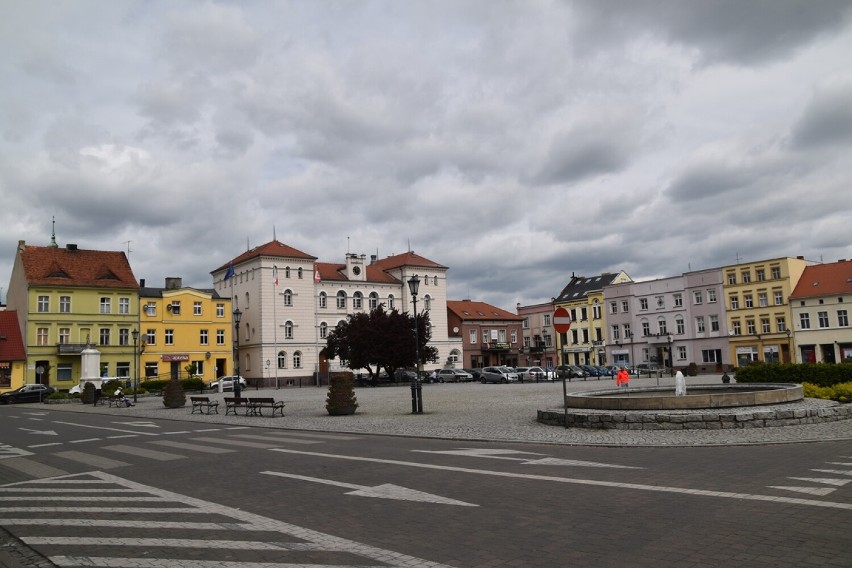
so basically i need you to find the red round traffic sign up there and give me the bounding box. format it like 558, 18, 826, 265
553, 307, 572, 333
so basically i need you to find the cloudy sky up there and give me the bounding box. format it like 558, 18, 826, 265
2, 0, 851, 310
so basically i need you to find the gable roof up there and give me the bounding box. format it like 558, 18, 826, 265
789, 260, 852, 299
212, 240, 317, 274
555, 273, 623, 303
370, 251, 448, 272
447, 300, 523, 322
0, 311, 26, 361
19, 244, 138, 289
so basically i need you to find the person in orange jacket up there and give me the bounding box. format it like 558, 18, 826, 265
616, 366, 630, 388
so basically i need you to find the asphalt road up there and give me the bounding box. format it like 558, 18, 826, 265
1, 394, 851, 567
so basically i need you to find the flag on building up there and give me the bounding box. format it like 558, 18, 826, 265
314, 268, 321, 283
272, 265, 279, 286
224, 265, 235, 281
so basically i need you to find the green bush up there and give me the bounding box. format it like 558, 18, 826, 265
141, 377, 202, 394
48, 391, 70, 401
734, 363, 852, 387
802, 381, 852, 402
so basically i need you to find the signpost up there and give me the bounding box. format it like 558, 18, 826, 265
553, 307, 572, 334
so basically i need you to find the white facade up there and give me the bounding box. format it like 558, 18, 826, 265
211, 242, 452, 382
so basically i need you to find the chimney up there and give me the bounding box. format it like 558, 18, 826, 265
66, 244, 78, 251
370, 254, 377, 264
165, 277, 182, 290
140, 279, 146, 288
17, 240, 26, 253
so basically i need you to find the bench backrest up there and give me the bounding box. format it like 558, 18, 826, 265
190, 396, 209, 402
224, 397, 249, 404
249, 398, 275, 404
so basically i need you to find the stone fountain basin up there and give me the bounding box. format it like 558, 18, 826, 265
565, 383, 803, 411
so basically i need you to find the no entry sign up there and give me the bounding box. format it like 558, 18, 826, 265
553, 307, 572, 333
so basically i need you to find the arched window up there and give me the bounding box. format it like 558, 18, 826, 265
283, 289, 293, 306
353, 291, 363, 310
336, 291, 346, 309
277, 350, 287, 369
675, 316, 685, 335
433, 276, 438, 285
284, 321, 294, 339
297, 267, 303, 279
387, 294, 395, 310
641, 319, 650, 337
369, 292, 379, 310
293, 351, 302, 369
424, 294, 432, 311
245, 353, 251, 372
423, 274, 429, 286
319, 291, 327, 309
320, 322, 328, 339
449, 349, 460, 364
285, 266, 291, 279
244, 292, 249, 308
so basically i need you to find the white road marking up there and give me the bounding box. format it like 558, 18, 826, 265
413, 448, 641, 468
18, 428, 57, 435
54, 451, 130, 469
0, 457, 67, 478
52, 421, 159, 436
103, 445, 184, 461
0, 444, 33, 459
148, 440, 235, 454
115, 421, 159, 428
768, 486, 836, 496
70, 438, 102, 444
812, 469, 852, 476
229, 434, 320, 445
788, 477, 851, 487
270, 448, 852, 511
827, 462, 852, 466
262, 471, 477, 507
3, 471, 455, 567
26, 443, 62, 448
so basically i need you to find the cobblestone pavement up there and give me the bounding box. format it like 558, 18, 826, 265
42, 374, 852, 447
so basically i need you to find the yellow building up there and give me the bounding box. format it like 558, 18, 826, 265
139, 278, 233, 385
5, 240, 139, 391
553, 272, 631, 366
723, 256, 808, 366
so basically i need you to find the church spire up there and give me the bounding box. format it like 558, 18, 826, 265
49, 216, 58, 248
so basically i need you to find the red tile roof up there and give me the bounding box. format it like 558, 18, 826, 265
447, 300, 523, 321
212, 240, 317, 274
370, 251, 448, 272
0, 311, 26, 361
20, 245, 138, 289
790, 260, 852, 299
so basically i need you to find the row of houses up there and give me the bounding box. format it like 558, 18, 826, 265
516, 257, 852, 372
2, 235, 850, 394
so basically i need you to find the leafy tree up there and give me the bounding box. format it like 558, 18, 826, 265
322, 304, 437, 378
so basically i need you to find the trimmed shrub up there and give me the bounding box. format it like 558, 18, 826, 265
326, 374, 358, 415
162, 377, 186, 408
735, 363, 852, 387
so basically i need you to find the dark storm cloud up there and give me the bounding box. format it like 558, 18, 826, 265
791, 76, 852, 149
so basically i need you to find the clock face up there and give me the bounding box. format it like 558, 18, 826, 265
352, 266, 361, 275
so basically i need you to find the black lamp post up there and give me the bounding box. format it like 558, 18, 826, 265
233, 308, 242, 399
667, 333, 673, 376
407, 275, 423, 414
785, 328, 792, 363
625, 330, 634, 373
131, 329, 139, 403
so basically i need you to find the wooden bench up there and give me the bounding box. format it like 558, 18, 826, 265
190, 396, 219, 414
224, 396, 252, 416
248, 397, 285, 417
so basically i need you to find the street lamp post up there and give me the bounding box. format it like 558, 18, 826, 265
131, 329, 139, 404
233, 308, 242, 399
786, 328, 793, 363
667, 334, 673, 377
407, 275, 423, 414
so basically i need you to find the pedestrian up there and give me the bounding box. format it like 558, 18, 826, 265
616, 366, 630, 389
721, 371, 731, 384
675, 369, 687, 396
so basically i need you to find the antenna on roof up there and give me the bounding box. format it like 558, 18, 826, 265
347, 236, 350, 254
735, 252, 741, 264
124, 240, 132, 260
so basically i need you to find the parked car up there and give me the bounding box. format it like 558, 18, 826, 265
464, 368, 482, 380
596, 366, 615, 377
634, 363, 662, 375
0, 384, 55, 404
394, 369, 418, 382
209, 376, 247, 391
580, 365, 602, 378
436, 369, 474, 383
480, 366, 519, 384
68, 377, 121, 394
516, 366, 550, 381
555, 365, 585, 380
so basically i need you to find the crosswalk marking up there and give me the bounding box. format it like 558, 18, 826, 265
148, 440, 235, 454
55, 450, 130, 469
189, 436, 284, 449
3, 471, 454, 567
0, 457, 68, 478
229, 433, 320, 445
103, 445, 184, 461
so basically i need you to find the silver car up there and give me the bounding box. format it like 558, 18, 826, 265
480, 366, 519, 384
436, 369, 474, 383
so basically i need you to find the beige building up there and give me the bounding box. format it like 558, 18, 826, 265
789, 259, 852, 363
723, 256, 808, 366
